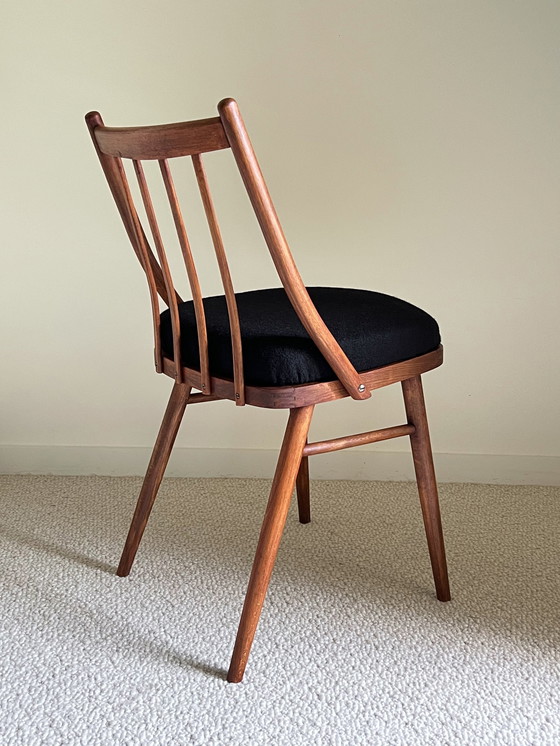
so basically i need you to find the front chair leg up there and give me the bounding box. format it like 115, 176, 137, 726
227, 405, 314, 683
117, 382, 191, 577
402, 375, 450, 602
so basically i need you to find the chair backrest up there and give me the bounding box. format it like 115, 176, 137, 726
86, 98, 369, 404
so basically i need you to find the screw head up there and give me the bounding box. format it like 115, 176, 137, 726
358, 384, 366, 393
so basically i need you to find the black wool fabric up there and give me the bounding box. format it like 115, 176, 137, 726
159, 287, 440, 387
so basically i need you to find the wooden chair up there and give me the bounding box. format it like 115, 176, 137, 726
85, 98, 450, 683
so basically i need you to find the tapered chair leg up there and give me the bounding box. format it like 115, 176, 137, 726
227, 405, 314, 683
117, 382, 191, 577
402, 375, 450, 602
296, 452, 311, 524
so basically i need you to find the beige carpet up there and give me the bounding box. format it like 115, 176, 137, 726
0, 475, 559, 745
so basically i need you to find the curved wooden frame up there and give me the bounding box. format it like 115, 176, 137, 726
218, 98, 370, 402
85, 99, 450, 684
161, 345, 443, 409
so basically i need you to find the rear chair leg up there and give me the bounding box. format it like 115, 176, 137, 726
296, 452, 311, 524
117, 382, 191, 577
227, 405, 314, 683
402, 375, 450, 602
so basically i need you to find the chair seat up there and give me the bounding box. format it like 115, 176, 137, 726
160, 287, 440, 387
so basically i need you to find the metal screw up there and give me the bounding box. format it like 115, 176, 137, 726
235, 393, 240, 399
358, 384, 366, 393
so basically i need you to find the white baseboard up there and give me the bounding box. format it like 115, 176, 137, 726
0, 445, 559, 485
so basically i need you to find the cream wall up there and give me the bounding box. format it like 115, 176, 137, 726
2, 1, 559, 483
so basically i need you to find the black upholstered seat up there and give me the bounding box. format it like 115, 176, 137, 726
160, 287, 440, 387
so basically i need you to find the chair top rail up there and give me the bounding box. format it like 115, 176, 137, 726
94, 116, 230, 160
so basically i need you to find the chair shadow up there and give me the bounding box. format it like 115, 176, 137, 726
133, 640, 228, 681
1, 476, 559, 680
0, 523, 115, 575
0, 523, 228, 680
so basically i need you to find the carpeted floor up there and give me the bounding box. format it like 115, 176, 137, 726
0, 475, 559, 745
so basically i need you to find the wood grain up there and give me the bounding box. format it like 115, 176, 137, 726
160, 159, 211, 393
227, 405, 314, 682
133, 159, 183, 382
86, 110, 172, 374
192, 154, 245, 405
402, 376, 450, 602
218, 98, 369, 402
296, 454, 311, 524
95, 117, 230, 160
161, 346, 443, 409
117, 383, 191, 577
303, 424, 415, 456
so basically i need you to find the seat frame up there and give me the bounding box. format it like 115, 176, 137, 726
86, 98, 450, 683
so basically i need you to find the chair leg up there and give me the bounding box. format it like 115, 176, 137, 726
296, 452, 311, 524
117, 382, 191, 577
227, 405, 314, 683
401, 375, 450, 602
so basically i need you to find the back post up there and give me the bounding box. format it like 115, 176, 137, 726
217, 98, 370, 402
